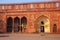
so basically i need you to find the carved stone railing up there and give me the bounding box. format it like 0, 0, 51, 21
0, 2, 60, 12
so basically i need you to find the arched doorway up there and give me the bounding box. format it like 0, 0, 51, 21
36, 16, 50, 33
21, 17, 27, 32
14, 17, 20, 32
7, 17, 13, 32
53, 24, 57, 32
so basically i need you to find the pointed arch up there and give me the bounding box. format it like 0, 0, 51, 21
14, 17, 20, 32
53, 24, 57, 32
21, 16, 27, 25
7, 17, 13, 32
14, 17, 20, 24
21, 16, 27, 32
36, 15, 50, 33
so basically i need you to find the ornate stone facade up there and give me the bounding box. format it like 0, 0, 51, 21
0, 1, 60, 33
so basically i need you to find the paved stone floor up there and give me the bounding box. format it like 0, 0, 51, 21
0, 33, 60, 40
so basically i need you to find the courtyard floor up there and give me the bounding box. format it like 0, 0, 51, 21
0, 33, 60, 40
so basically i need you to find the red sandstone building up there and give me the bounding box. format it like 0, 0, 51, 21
0, 1, 60, 33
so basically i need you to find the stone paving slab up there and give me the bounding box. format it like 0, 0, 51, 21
0, 33, 60, 40
0, 34, 9, 37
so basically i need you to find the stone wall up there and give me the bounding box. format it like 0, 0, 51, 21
0, 2, 60, 33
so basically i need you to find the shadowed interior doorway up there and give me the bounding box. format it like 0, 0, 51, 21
7, 17, 12, 33
14, 17, 20, 32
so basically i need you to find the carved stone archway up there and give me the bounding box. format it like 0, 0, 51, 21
36, 15, 50, 33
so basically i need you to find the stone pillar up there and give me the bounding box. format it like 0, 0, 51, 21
12, 17, 14, 33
